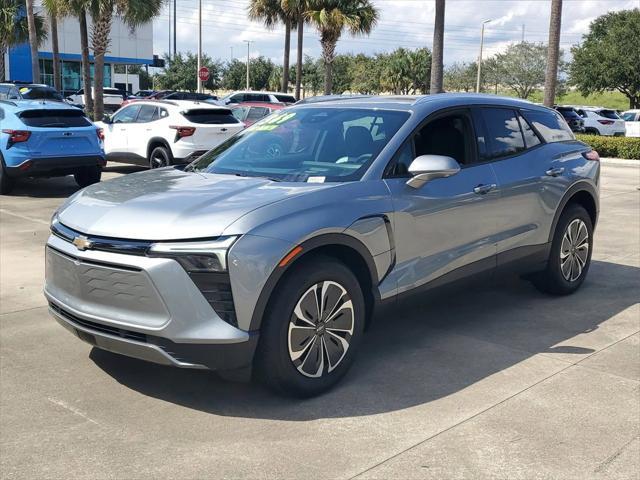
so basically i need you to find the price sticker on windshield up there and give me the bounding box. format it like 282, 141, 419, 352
252, 112, 297, 131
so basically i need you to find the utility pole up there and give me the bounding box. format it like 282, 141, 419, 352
197, 0, 202, 93
521, 24, 525, 43
476, 19, 491, 93
173, 0, 177, 58
244, 40, 253, 90
230, 46, 233, 61
168, 0, 171, 58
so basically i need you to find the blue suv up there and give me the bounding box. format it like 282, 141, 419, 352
0, 100, 105, 194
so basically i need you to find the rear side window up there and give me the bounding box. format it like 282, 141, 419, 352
181, 109, 239, 124
517, 113, 541, 149
479, 108, 525, 159
275, 94, 296, 103
137, 105, 158, 122
597, 109, 620, 120
18, 109, 91, 127
246, 106, 270, 121
522, 109, 574, 142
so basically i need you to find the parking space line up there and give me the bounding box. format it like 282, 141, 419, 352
47, 397, 100, 425
0, 208, 50, 226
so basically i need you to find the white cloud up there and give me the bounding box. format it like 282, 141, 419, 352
153, 0, 636, 66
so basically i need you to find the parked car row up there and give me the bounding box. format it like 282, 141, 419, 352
554, 105, 627, 136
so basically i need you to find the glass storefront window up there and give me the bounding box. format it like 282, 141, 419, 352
39, 59, 112, 92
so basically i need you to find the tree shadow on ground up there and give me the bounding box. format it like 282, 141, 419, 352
90, 259, 640, 420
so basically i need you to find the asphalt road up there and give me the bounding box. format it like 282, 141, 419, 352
1, 162, 639, 479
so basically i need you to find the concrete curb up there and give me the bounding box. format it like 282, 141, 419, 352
600, 158, 640, 167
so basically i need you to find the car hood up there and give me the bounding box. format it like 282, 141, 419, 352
56, 168, 335, 240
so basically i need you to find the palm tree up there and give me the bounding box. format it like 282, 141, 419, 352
0, 0, 45, 82
25, 0, 41, 82
282, 0, 309, 100
543, 0, 562, 106
306, 0, 378, 95
88, 0, 164, 120
248, 0, 293, 93
429, 0, 445, 93
42, 0, 62, 90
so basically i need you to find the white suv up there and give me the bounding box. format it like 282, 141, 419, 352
573, 106, 626, 136
220, 91, 296, 105
96, 100, 244, 168
65, 87, 124, 112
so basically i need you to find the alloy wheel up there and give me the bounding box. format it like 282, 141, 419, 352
287, 281, 354, 378
560, 218, 589, 282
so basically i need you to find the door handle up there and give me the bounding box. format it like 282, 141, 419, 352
546, 167, 565, 177
473, 183, 497, 195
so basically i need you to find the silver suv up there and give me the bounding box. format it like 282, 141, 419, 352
45, 94, 600, 397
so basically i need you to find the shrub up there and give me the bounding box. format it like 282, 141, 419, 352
575, 134, 640, 160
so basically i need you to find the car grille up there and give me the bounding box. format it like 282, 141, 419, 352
50, 301, 148, 342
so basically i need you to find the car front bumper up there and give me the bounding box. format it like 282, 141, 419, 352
5, 155, 106, 178
44, 233, 258, 371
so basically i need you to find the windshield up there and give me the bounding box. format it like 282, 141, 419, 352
187, 107, 409, 182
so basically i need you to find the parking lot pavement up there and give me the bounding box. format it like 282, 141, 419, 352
1, 162, 638, 479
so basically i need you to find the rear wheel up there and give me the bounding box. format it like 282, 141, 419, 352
74, 166, 102, 188
255, 256, 365, 397
0, 162, 14, 195
532, 204, 593, 295
149, 145, 172, 169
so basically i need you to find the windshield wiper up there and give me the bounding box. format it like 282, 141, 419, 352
234, 173, 281, 182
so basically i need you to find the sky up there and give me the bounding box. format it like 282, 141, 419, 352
153, 0, 639, 66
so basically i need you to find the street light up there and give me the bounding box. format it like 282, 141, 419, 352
476, 19, 491, 93
197, 0, 202, 93
243, 40, 253, 90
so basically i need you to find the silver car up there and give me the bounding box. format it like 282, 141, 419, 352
45, 94, 600, 397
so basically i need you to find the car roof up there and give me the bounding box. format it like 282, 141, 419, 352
132, 99, 231, 111
232, 101, 284, 108
623, 109, 640, 113
0, 99, 81, 112
287, 93, 543, 114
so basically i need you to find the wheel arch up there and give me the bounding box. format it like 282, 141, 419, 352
548, 181, 599, 243
249, 233, 380, 333
146, 137, 172, 160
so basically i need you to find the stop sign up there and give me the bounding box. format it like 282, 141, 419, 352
198, 66, 210, 82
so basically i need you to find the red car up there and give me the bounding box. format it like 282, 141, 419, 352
231, 102, 284, 127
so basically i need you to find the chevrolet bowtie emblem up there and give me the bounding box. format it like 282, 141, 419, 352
72, 235, 92, 251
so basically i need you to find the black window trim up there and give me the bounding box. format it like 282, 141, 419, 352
135, 104, 160, 123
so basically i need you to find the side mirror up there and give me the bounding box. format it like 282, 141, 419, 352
102, 114, 112, 124
406, 155, 460, 189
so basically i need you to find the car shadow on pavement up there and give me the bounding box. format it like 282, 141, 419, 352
90, 259, 640, 420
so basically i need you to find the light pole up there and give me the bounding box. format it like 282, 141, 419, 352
476, 19, 491, 93
197, 0, 202, 93
243, 40, 253, 90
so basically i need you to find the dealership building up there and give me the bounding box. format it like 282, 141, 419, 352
4, 4, 154, 94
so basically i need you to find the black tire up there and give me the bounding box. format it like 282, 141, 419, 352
254, 255, 366, 397
532, 204, 593, 295
0, 162, 15, 195
585, 128, 600, 136
149, 145, 172, 169
74, 166, 102, 188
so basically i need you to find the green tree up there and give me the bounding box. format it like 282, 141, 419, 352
222, 59, 246, 91
222, 56, 275, 91
0, 0, 46, 82
306, 0, 378, 94
248, 0, 293, 92
570, 9, 640, 108
350, 53, 379, 93
89, 0, 164, 120
300, 54, 322, 95
495, 42, 557, 99
155, 52, 222, 91
444, 62, 477, 92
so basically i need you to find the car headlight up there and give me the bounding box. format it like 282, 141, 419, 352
148, 236, 238, 273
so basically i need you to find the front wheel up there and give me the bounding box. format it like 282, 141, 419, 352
255, 256, 366, 397
532, 204, 593, 295
74, 166, 102, 188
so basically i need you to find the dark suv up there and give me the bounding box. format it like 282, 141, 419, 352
555, 106, 586, 133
